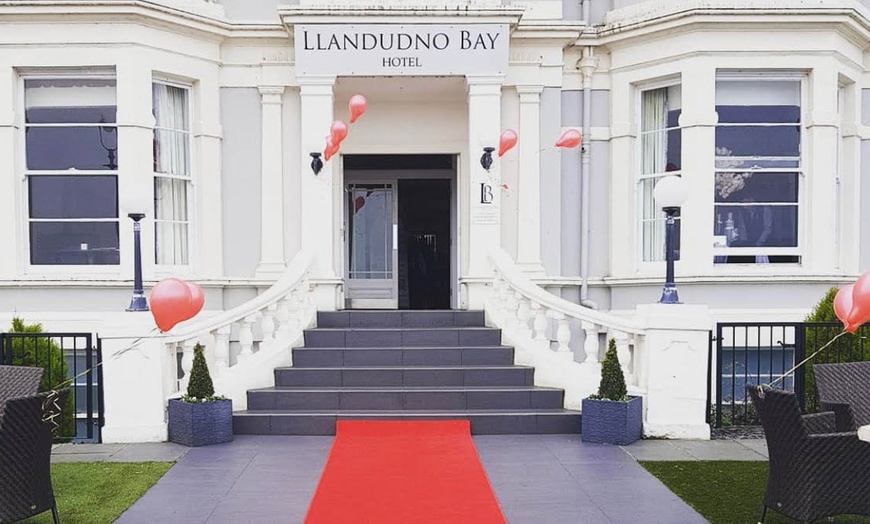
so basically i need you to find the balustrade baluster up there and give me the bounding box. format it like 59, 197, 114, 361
275, 294, 292, 338
515, 292, 531, 336
260, 303, 277, 348
581, 321, 600, 364
554, 312, 572, 360
213, 325, 231, 375
504, 287, 519, 328
179, 340, 195, 392
238, 315, 257, 359
531, 302, 547, 342
614, 330, 632, 382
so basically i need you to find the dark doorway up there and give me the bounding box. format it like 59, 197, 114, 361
398, 179, 451, 309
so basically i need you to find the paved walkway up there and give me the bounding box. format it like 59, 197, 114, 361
53, 436, 769, 523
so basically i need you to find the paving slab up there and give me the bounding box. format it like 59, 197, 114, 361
671, 439, 768, 461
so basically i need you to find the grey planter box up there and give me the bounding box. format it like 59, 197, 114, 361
580, 395, 643, 445
168, 398, 233, 447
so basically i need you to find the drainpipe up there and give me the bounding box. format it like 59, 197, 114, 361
578, 45, 599, 309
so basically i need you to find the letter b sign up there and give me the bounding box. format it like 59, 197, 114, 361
480, 183, 493, 204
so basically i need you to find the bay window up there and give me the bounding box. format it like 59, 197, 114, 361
639, 84, 682, 262
25, 77, 119, 265
713, 77, 802, 265
152, 82, 191, 266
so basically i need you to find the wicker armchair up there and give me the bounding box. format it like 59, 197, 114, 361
0, 364, 44, 403
0, 389, 68, 524
746, 384, 870, 523
813, 361, 870, 432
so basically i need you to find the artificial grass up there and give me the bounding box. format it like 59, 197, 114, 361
641, 461, 870, 524
21, 461, 173, 524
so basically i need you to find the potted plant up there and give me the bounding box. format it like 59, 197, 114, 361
168, 343, 233, 447
581, 338, 643, 445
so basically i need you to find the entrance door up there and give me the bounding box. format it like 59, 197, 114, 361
345, 182, 398, 309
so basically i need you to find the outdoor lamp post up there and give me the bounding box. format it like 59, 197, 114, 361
653, 175, 688, 304
126, 212, 149, 312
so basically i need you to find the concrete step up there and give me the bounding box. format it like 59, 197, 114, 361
233, 408, 582, 435
317, 310, 486, 328
302, 327, 502, 348
274, 366, 534, 388
291, 346, 515, 367
246, 385, 564, 411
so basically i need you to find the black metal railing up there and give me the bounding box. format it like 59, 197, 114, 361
710, 322, 870, 429
0, 332, 104, 443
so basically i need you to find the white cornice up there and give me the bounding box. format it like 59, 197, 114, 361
278, 5, 526, 28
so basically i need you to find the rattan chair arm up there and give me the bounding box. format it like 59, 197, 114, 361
820, 401, 856, 432
802, 411, 837, 434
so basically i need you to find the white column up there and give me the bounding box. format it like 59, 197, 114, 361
299, 76, 337, 281
194, 69, 224, 278
466, 76, 504, 278
0, 65, 16, 279
806, 65, 839, 272
516, 85, 545, 275
255, 85, 287, 278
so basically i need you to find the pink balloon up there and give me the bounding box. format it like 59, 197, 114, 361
848, 272, 870, 332
834, 284, 854, 332
324, 135, 339, 162
150, 278, 193, 332
498, 129, 518, 157
183, 282, 205, 322
555, 129, 582, 149
330, 120, 348, 144
349, 95, 367, 124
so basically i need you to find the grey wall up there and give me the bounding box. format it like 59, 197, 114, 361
0, 287, 226, 313
221, 88, 262, 279
563, 0, 582, 20
220, 0, 293, 21
541, 87, 563, 276
561, 90, 582, 278
589, 0, 613, 25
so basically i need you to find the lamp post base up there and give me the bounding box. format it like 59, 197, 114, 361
659, 285, 680, 304
127, 295, 150, 312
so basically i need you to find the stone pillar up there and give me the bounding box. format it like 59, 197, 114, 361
635, 303, 713, 440
465, 75, 504, 309
0, 65, 15, 278
516, 85, 545, 275
298, 76, 339, 309
255, 85, 287, 278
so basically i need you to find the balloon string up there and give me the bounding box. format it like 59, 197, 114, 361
767, 329, 850, 388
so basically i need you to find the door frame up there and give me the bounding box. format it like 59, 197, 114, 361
342, 165, 457, 309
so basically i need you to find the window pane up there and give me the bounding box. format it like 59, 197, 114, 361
154, 129, 190, 177
29, 175, 117, 219
715, 80, 800, 115
714, 204, 797, 248
640, 130, 681, 174
154, 177, 188, 221
152, 84, 189, 131
714, 172, 799, 204
348, 185, 393, 279
26, 126, 119, 170
25, 79, 116, 124
715, 125, 800, 157
155, 222, 189, 265
30, 222, 119, 265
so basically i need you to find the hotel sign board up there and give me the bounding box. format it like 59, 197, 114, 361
294, 24, 508, 76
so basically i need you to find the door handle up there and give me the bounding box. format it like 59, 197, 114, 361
393, 224, 398, 250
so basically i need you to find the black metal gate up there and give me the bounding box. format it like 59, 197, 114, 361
0, 332, 104, 443
708, 322, 870, 429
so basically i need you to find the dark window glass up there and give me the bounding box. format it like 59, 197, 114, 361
30, 222, 119, 265
714, 173, 799, 204
26, 126, 118, 171
717, 105, 800, 124
26, 106, 116, 125
29, 176, 117, 219
715, 123, 800, 157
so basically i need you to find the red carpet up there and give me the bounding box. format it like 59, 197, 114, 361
304, 420, 506, 523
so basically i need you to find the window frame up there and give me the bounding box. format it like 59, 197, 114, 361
152, 77, 194, 269
19, 71, 121, 274
635, 77, 683, 265
711, 72, 807, 267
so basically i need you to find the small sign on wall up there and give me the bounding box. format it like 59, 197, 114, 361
294, 24, 508, 76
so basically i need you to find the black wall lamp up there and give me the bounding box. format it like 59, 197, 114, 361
310, 152, 323, 175
480, 147, 495, 172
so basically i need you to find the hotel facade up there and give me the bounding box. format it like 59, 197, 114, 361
1, 0, 868, 441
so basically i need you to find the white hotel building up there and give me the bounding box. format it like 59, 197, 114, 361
0, 0, 867, 441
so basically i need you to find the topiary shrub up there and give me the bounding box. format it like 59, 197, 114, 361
591, 338, 628, 401
182, 343, 223, 403
8, 317, 75, 438
803, 287, 870, 412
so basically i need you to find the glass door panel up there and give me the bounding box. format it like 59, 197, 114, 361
345, 182, 398, 308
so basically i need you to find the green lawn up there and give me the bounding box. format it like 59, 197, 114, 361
21, 462, 173, 524
641, 461, 870, 524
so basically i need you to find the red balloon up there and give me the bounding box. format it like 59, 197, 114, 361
184, 282, 205, 322
324, 136, 335, 161
330, 120, 348, 144
349, 94, 367, 124
150, 278, 193, 332
834, 284, 855, 332
848, 272, 870, 331
555, 129, 582, 149
498, 129, 518, 157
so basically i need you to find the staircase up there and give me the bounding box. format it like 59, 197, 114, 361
233, 310, 581, 435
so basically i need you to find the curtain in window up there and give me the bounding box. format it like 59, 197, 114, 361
153, 83, 190, 265
641, 88, 668, 261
